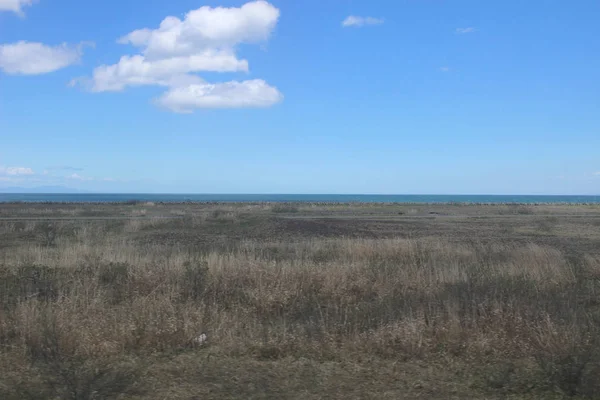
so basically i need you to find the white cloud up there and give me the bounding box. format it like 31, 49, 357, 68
342, 16, 384, 28
594, 172, 600, 176
439, 66, 450, 72
67, 173, 117, 182
117, 1, 279, 60
156, 79, 283, 113
46, 165, 83, 172
76, 1, 281, 111
0, 0, 34, 16
0, 41, 89, 75
0, 166, 34, 176
456, 27, 476, 34
0, 164, 123, 187
68, 173, 93, 181
89, 51, 247, 92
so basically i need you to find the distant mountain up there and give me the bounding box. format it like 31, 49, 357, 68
0, 186, 90, 194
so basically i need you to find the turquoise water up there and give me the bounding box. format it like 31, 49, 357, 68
0, 193, 599, 203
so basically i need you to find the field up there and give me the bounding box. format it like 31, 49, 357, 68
1, 202, 600, 399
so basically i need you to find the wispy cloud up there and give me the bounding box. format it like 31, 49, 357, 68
439, 66, 450, 72
68, 173, 94, 181
342, 16, 384, 28
0, 41, 92, 75
594, 171, 600, 176
456, 27, 476, 34
0, 165, 35, 184
46, 165, 84, 172
0, 163, 122, 190
0, 166, 34, 176
0, 0, 35, 16
67, 173, 118, 182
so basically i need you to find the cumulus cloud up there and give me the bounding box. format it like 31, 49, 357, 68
117, 1, 279, 60
342, 16, 384, 27
77, 1, 282, 111
156, 79, 283, 112
89, 51, 248, 92
0, 0, 34, 15
0, 41, 89, 75
0, 166, 34, 176
456, 27, 476, 34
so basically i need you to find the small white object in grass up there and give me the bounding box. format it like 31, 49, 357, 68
193, 332, 208, 346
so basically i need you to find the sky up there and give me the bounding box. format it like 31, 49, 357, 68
0, 0, 599, 194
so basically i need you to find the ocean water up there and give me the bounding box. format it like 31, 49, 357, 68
0, 193, 599, 203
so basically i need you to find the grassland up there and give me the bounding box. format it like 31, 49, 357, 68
1, 202, 600, 399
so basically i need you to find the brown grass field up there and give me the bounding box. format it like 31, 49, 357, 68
1, 202, 600, 399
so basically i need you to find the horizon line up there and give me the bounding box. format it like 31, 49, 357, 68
1, 192, 599, 197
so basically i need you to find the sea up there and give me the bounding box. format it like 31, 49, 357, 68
0, 193, 599, 203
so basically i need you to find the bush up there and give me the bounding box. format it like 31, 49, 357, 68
123, 200, 143, 205
208, 209, 239, 223
532, 320, 600, 397
181, 261, 209, 301
537, 217, 559, 233
0, 265, 59, 305
97, 262, 131, 304
271, 204, 299, 213
5, 305, 145, 400
37, 223, 57, 247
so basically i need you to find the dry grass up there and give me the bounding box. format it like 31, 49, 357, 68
1, 205, 600, 399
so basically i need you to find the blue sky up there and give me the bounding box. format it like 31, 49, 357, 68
0, 0, 599, 194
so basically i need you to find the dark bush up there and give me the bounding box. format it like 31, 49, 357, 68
37, 223, 57, 247
181, 261, 209, 301
0, 264, 59, 306
271, 204, 299, 213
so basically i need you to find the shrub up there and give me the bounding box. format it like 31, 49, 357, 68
271, 204, 299, 213
38, 223, 58, 247
181, 261, 209, 301
537, 217, 559, 233
0, 265, 59, 305
531, 318, 600, 397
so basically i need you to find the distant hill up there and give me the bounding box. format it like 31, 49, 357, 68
0, 186, 90, 194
